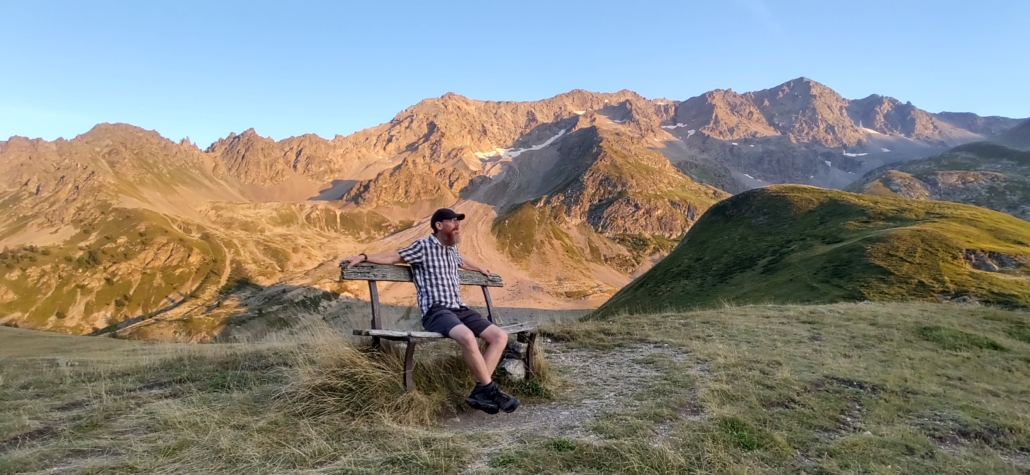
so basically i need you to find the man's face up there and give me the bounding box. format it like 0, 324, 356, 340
436, 218, 461, 244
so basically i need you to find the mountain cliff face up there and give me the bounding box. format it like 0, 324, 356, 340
747, 78, 865, 148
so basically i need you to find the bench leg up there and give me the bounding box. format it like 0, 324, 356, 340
403, 337, 418, 392
523, 331, 537, 380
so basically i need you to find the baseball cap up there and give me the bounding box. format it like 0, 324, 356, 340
430, 208, 465, 231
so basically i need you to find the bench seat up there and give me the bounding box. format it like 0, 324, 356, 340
353, 321, 538, 340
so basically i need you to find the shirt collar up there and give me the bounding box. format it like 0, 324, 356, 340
428, 233, 450, 248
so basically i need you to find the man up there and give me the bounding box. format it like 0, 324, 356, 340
340, 208, 519, 414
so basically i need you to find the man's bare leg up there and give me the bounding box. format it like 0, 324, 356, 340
480, 325, 508, 376
449, 324, 491, 384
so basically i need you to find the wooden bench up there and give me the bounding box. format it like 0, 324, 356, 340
340, 262, 539, 392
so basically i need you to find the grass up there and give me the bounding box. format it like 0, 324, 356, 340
0, 207, 225, 332
918, 325, 1007, 351
0, 322, 552, 473
597, 185, 1030, 316
2, 302, 1030, 473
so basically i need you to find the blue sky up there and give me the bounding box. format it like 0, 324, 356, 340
1, 0, 1027, 147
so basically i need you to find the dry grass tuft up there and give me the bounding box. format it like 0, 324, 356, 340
288, 339, 446, 425
284, 325, 553, 426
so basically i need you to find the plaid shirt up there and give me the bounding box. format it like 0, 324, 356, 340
398, 234, 467, 316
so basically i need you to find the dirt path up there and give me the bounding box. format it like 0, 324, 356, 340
444, 341, 700, 473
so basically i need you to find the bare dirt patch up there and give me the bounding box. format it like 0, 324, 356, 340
444, 342, 691, 437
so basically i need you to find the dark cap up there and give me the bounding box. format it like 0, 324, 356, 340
430, 208, 465, 232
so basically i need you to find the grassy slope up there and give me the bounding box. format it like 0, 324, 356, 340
0, 207, 224, 333
0, 201, 405, 337
3, 302, 1030, 473
596, 185, 1030, 317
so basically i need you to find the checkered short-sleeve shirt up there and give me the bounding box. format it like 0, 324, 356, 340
398, 234, 466, 316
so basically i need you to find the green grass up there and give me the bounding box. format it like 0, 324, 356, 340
596, 185, 1030, 316
918, 325, 1007, 351
3, 302, 1030, 472
0, 207, 225, 333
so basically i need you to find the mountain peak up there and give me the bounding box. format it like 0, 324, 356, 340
80, 122, 155, 137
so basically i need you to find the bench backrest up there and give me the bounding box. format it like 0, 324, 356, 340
341, 263, 503, 287
340, 263, 504, 338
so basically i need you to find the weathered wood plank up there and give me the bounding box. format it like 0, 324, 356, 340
403, 338, 417, 392
368, 280, 381, 348
524, 331, 538, 379
482, 286, 495, 324
340, 262, 503, 287
353, 321, 537, 339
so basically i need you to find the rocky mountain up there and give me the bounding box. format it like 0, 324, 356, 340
490, 126, 728, 277
657, 78, 1024, 193
0, 78, 1025, 340
201, 77, 1020, 206
596, 186, 1030, 316
847, 142, 1030, 221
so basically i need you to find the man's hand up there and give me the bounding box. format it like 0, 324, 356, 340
339, 254, 366, 268
479, 267, 491, 277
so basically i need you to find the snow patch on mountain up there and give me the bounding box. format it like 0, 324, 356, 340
475, 129, 567, 160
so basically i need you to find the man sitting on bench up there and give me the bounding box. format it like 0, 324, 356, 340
340, 208, 520, 414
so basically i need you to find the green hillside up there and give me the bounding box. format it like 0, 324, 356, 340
848, 142, 1030, 221
0, 202, 405, 337
595, 185, 1030, 316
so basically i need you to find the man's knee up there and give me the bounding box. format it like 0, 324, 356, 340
448, 325, 477, 347
483, 325, 508, 345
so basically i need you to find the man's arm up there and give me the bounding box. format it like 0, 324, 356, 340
339, 251, 405, 268
459, 258, 491, 276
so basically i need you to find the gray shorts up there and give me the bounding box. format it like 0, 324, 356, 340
422, 305, 492, 337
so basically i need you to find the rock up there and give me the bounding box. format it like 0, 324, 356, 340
500, 358, 526, 381
989, 251, 1027, 269
503, 340, 528, 359
965, 250, 1027, 272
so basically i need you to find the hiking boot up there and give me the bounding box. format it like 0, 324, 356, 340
466, 384, 500, 414
489, 383, 520, 413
